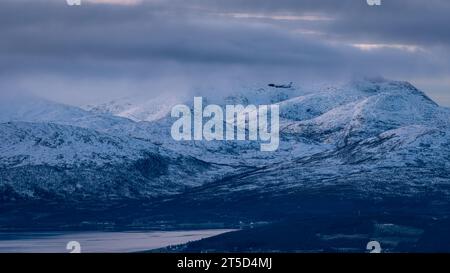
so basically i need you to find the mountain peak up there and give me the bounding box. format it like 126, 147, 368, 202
350, 77, 437, 105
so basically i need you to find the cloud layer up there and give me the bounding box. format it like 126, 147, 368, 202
0, 0, 449, 105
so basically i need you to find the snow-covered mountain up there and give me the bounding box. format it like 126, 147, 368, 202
282, 79, 450, 146
164, 79, 450, 203
83, 93, 185, 122
0, 95, 143, 134
96, 78, 450, 167
0, 121, 233, 202
83, 83, 303, 122
1, 77, 450, 209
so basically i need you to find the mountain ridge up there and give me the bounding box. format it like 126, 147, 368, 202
1, 77, 450, 218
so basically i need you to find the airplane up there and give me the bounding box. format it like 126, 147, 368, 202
268, 82, 293, 89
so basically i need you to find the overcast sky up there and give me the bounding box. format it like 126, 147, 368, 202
0, 0, 449, 106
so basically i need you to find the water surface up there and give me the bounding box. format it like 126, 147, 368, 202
0, 229, 234, 253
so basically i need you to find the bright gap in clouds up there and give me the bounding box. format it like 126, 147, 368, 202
352, 43, 424, 53
219, 12, 334, 22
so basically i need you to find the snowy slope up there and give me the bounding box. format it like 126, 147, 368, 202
0, 96, 90, 124
0, 95, 142, 134
282, 79, 450, 145
83, 83, 303, 122
0, 121, 157, 167
84, 94, 185, 122
220, 83, 304, 106
0, 122, 233, 201
174, 125, 450, 200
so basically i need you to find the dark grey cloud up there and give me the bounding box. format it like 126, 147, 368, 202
181, 0, 450, 46
0, 0, 449, 105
